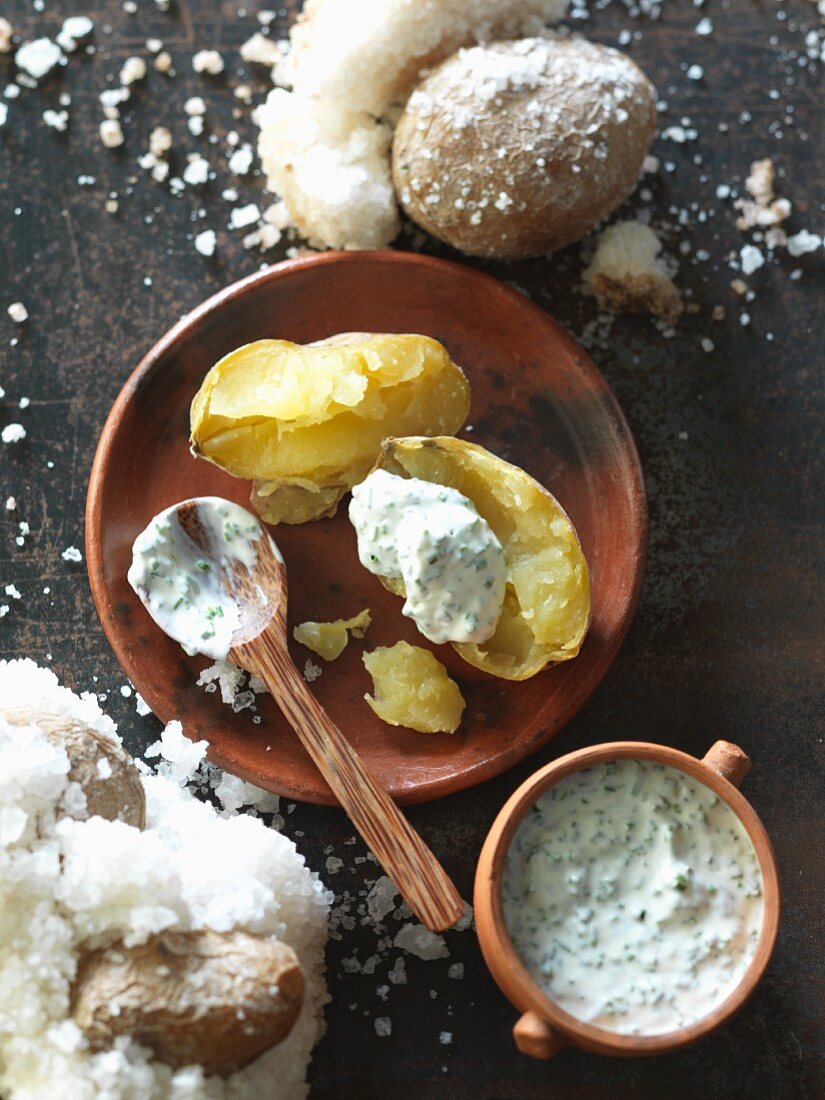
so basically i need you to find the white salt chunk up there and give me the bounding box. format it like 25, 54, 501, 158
229, 203, 261, 230
61, 546, 82, 562
374, 1017, 392, 1038
367, 876, 399, 922
1, 424, 26, 444
192, 49, 224, 75
787, 230, 822, 257
15, 38, 63, 80
194, 229, 217, 257
7, 302, 28, 323
740, 245, 765, 275
99, 119, 124, 148
394, 923, 449, 960
57, 16, 93, 53
119, 56, 146, 85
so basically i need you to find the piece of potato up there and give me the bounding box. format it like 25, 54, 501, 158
371, 437, 590, 680
71, 929, 304, 1076
363, 641, 465, 733
392, 37, 656, 259
190, 332, 470, 524
1, 708, 145, 827
293, 608, 371, 661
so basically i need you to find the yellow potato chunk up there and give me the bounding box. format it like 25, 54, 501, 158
293, 609, 371, 661
373, 437, 591, 680
363, 642, 465, 734
190, 333, 470, 523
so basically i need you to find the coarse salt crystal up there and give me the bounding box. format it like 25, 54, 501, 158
7, 302, 28, 323
184, 96, 206, 116
686, 64, 704, 80
786, 230, 822, 257
99, 119, 124, 148
4, 584, 21, 600
61, 546, 82, 562
374, 1017, 392, 1038
695, 17, 713, 35
1, 424, 26, 444
0, 18, 12, 54
119, 56, 146, 85
228, 202, 260, 230
228, 144, 254, 176
0, 103, 7, 128
394, 923, 449, 960
194, 229, 216, 257
183, 155, 209, 186
192, 49, 224, 75
240, 33, 283, 68
740, 245, 765, 275
43, 109, 69, 131
56, 16, 93, 53
15, 38, 63, 81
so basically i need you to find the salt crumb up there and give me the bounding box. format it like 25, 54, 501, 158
43, 109, 69, 132
192, 49, 224, 75
695, 17, 713, 35
740, 245, 765, 276
228, 203, 260, 230
303, 659, 323, 683
99, 119, 124, 148
439, 1031, 453, 1045
787, 230, 822, 257
374, 1017, 392, 1038
61, 546, 82, 563
194, 229, 217, 257
7, 302, 28, 324
0, 18, 12, 54
686, 64, 704, 80
119, 56, 147, 86
184, 96, 206, 116
15, 38, 63, 81
1, 425, 26, 444
394, 923, 449, 960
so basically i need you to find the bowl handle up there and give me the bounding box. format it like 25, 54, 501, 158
702, 740, 751, 788
513, 1011, 565, 1059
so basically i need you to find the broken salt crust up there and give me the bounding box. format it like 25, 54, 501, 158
0, 660, 330, 1100
583, 220, 683, 323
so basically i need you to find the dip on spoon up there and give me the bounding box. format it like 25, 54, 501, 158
127, 495, 464, 933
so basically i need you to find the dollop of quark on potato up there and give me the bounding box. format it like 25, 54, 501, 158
255, 0, 568, 249
0, 659, 330, 1100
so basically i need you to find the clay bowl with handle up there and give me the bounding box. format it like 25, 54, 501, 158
473, 740, 780, 1059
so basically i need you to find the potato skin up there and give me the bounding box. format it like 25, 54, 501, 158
372, 437, 591, 680
1, 708, 145, 827
392, 37, 656, 259
71, 930, 304, 1076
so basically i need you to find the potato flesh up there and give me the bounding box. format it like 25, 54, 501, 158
374, 437, 591, 680
190, 334, 470, 523
293, 608, 371, 661
363, 641, 465, 734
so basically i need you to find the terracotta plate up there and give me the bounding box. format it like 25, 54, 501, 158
86, 252, 647, 806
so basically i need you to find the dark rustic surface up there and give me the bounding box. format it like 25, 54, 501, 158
0, 1, 822, 1098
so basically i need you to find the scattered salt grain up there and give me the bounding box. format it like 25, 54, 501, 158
0, 103, 7, 128
1, 425, 26, 444
686, 64, 704, 80
4, 585, 21, 600
695, 17, 713, 35
135, 692, 151, 716
15, 38, 63, 81
367, 876, 400, 922
228, 202, 260, 230
183, 154, 209, 186
43, 108, 69, 133
787, 230, 822, 257
184, 95, 206, 116
7, 302, 28, 323
326, 856, 344, 874
228, 144, 254, 176
119, 56, 146, 86
149, 126, 172, 156
61, 546, 82, 562
240, 32, 283, 67
388, 957, 407, 985
56, 16, 93, 53
304, 658, 322, 683
394, 923, 449, 960
192, 49, 224, 75
0, 19, 12, 54
194, 229, 217, 257
447, 962, 464, 980
439, 1031, 453, 1045
99, 118, 124, 148
740, 245, 765, 275
374, 1017, 392, 1038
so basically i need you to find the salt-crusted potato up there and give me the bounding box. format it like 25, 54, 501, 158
0, 708, 145, 827
372, 437, 591, 680
363, 642, 466, 733
190, 333, 470, 524
71, 930, 304, 1077
294, 608, 371, 661
392, 37, 657, 259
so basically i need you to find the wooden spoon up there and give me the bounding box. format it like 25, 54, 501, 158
168, 498, 465, 932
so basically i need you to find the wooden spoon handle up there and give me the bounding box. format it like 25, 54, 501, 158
238, 632, 465, 933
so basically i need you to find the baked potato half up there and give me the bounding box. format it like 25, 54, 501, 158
190, 333, 470, 524
371, 436, 590, 680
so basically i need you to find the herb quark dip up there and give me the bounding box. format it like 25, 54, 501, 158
502, 759, 765, 1036
349, 469, 507, 645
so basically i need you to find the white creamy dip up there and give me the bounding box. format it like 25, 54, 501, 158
503, 759, 765, 1036
128, 498, 263, 661
349, 469, 507, 645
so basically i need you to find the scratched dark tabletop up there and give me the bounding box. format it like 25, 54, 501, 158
1, 1, 823, 1097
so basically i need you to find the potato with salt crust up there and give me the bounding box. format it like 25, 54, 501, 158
190, 333, 470, 524
392, 36, 657, 259
371, 437, 591, 681
0, 707, 145, 827
71, 929, 304, 1077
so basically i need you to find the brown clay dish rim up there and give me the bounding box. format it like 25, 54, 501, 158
473, 741, 780, 1057
85, 250, 648, 805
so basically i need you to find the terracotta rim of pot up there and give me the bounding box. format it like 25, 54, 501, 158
473, 740, 780, 1059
